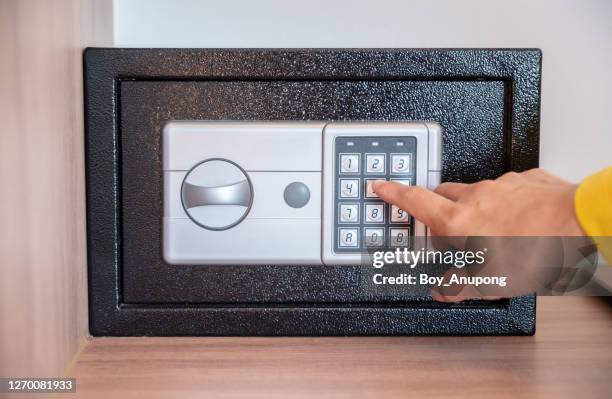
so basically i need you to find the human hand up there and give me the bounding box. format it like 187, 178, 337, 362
372, 169, 592, 301
372, 168, 585, 237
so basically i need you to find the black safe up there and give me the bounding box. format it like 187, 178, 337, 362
85, 48, 540, 336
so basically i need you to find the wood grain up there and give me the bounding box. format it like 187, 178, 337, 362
0, 0, 112, 377
64, 297, 612, 399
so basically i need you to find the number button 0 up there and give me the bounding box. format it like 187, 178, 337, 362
366, 154, 385, 174
365, 203, 385, 223
340, 154, 360, 173
339, 228, 359, 247
391, 205, 409, 223
339, 179, 360, 198
390, 228, 410, 247
339, 204, 359, 223
391, 154, 411, 174
364, 228, 385, 247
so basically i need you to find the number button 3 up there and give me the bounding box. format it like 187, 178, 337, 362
391, 154, 411, 174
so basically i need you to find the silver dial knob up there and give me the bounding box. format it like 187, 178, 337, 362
181, 159, 253, 230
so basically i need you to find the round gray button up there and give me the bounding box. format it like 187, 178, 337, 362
283, 182, 310, 208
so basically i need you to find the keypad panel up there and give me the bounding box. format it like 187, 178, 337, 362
334, 136, 416, 253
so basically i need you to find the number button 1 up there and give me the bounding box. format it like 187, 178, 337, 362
339, 228, 359, 247
340, 154, 360, 173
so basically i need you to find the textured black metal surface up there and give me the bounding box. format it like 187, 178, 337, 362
85, 48, 541, 336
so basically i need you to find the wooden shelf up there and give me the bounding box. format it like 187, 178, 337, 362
63, 297, 612, 398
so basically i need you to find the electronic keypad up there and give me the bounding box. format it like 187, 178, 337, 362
163, 121, 442, 265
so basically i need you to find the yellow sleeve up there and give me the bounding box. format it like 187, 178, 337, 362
574, 167, 612, 264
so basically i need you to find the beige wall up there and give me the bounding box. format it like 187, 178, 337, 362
0, 0, 112, 377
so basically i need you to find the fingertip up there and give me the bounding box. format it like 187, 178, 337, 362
371, 179, 386, 189
371, 179, 391, 195
430, 289, 455, 303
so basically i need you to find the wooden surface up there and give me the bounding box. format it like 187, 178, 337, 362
0, 0, 112, 377
64, 297, 612, 399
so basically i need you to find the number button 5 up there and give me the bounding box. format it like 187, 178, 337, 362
364, 228, 385, 247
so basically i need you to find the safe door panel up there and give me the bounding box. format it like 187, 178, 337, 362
120, 80, 505, 304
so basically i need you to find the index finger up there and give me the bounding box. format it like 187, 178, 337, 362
372, 181, 457, 233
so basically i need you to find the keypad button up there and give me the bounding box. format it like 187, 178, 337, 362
339, 228, 359, 247
391, 154, 411, 174
364, 228, 385, 247
390, 228, 410, 247
339, 179, 360, 198
339, 203, 359, 223
365, 203, 385, 223
365, 179, 385, 198
366, 154, 386, 174
391, 179, 411, 186
391, 205, 410, 223
340, 154, 360, 173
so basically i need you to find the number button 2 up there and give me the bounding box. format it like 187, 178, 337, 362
366, 154, 385, 174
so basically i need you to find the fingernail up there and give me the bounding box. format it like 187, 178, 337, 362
371, 180, 385, 189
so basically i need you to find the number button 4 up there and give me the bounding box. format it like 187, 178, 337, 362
339, 179, 360, 198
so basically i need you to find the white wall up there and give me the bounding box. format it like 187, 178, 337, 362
113, 0, 611, 182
